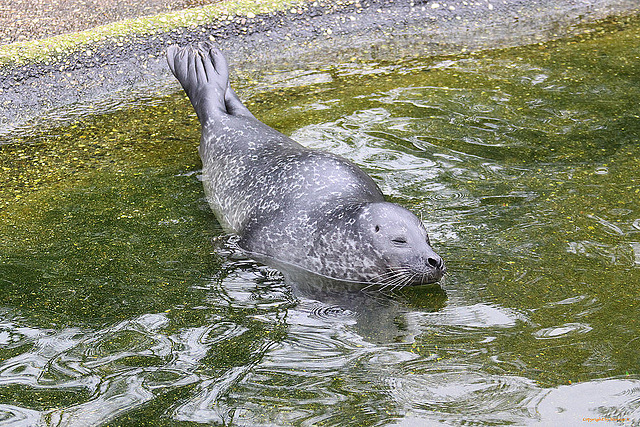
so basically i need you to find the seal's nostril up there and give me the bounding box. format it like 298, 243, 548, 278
427, 257, 445, 270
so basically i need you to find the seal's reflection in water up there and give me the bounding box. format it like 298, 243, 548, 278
216, 240, 447, 344
283, 263, 447, 344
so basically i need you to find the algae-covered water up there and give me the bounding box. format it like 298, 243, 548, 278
1, 15, 640, 426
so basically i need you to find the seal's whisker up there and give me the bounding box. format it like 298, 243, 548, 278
374, 269, 406, 279
388, 269, 420, 292
382, 269, 412, 292
390, 272, 412, 291
369, 270, 407, 288
367, 271, 405, 293
375, 267, 412, 281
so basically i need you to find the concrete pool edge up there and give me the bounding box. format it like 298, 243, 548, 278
1, 0, 638, 139
0, 0, 308, 67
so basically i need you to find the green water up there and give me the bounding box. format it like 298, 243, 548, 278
1, 15, 640, 426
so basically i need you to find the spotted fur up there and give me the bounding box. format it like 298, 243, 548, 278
167, 43, 445, 286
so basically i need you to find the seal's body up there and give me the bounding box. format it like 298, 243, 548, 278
167, 44, 445, 287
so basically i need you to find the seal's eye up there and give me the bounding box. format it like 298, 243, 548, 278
391, 237, 408, 245
374, 225, 380, 233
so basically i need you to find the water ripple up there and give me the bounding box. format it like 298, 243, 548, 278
0, 310, 273, 425
534, 379, 640, 424
0, 404, 41, 426
416, 303, 525, 329
309, 304, 357, 322
567, 240, 637, 266
386, 369, 540, 424
533, 323, 593, 340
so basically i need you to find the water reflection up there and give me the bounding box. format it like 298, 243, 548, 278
288, 276, 448, 345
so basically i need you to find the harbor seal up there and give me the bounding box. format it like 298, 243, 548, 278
166, 43, 445, 287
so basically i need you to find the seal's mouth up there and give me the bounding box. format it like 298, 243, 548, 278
380, 262, 446, 288
415, 268, 446, 286
408, 269, 445, 286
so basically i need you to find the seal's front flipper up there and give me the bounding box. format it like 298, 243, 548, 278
167, 43, 230, 124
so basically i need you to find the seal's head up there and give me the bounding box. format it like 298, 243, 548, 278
312, 202, 446, 288
357, 202, 446, 287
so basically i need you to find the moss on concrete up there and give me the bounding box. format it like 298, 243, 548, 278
0, 0, 308, 67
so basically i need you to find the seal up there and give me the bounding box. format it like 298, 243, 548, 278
166, 43, 445, 287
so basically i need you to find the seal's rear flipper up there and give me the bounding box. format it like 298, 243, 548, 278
225, 85, 255, 119
167, 43, 253, 124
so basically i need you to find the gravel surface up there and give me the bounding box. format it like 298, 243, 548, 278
0, 0, 221, 45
